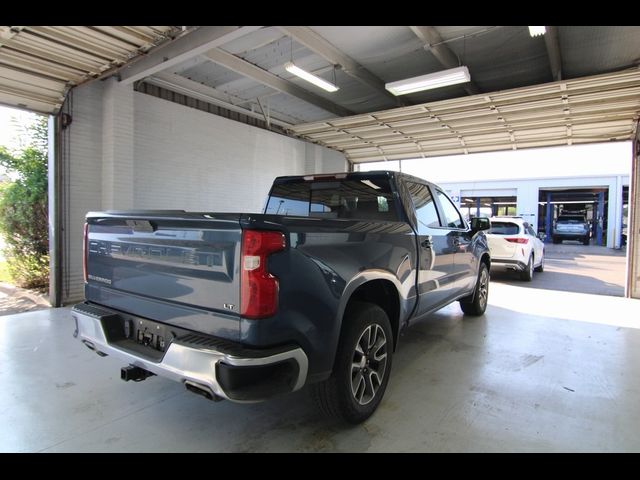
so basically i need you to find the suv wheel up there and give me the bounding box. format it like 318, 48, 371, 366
311, 301, 393, 424
582, 236, 589, 246
534, 251, 545, 272
520, 255, 534, 281
460, 263, 489, 316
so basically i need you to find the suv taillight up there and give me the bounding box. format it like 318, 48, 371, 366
240, 230, 286, 319
505, 237, 528, 244
83, 222, 88, 283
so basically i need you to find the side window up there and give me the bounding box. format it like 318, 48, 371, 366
406, 181, 441, 231
526, 225, 536, 237
435, 190, 465, 229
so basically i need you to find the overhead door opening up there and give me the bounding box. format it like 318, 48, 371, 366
356, 141, 632, 298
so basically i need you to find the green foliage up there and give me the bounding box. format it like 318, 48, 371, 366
0, 115, 49, 290
0, 261, 11, 283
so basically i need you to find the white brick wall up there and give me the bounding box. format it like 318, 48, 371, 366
63, 81, 104, 303
133, 93, 306, 212
102, 78, 134, 209
61, 81, 346, 302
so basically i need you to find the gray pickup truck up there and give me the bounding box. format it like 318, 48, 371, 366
72, 171, 491, 423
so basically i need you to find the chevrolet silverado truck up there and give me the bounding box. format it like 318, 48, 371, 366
72, 171, 491, 424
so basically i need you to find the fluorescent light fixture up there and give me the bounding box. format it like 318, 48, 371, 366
284, 61, 339, 92
528, 26, 546, 37
385, 66, 471, 96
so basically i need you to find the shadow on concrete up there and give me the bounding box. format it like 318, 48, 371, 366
490, 269, 624, 297
544, 243, 627, 258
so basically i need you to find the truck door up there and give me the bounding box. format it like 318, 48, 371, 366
433, 189, 476, 292
405, 181, 457, 316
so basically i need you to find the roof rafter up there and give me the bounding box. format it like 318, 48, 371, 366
277, 26, 406, 108
544, 26, 563, 81
118, 26, 264, 85
409, 26, 480, 96
145, 71, 300, 126
202, 47, 355, 117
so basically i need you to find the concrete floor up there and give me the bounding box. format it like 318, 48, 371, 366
1, 283, 640, 452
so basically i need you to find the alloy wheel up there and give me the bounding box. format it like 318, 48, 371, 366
351, 324, 388, 405
478, 267, 489, 310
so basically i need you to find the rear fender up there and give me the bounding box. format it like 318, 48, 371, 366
333, 270, 411, 352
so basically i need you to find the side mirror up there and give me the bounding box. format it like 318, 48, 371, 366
471, 217, 490, 233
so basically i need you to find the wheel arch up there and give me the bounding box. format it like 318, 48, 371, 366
480, 252, 491, 272
336, 271, 407, 354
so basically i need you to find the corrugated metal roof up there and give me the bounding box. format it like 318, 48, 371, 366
4, 25, 639, 158
289, 68, 640, 162
162, 26, 640, 131
0, 26, 181, 114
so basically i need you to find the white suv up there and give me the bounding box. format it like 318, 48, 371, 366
486, 216, 545, 281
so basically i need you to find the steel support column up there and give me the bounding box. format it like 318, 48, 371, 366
597, 191, 605, 245
627, 128, 640, 298
545, 192, 552, 243
47, 114, 62, 307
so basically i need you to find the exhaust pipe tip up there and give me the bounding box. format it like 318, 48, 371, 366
82, 340, 108, 357
121, 365, 155, 382
184, 381, 223, 402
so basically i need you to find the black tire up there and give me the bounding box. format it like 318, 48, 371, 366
460, 263, 489, 316
582, 236, 589, 246
311, 301, 393, 424
520, 255, 534, 281
552, 237, 561, 244
534, 251, 545, 272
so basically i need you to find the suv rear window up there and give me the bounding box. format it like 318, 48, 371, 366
489, 221, 520, 235
265, 178, 399, 221
557, 216, 586, 223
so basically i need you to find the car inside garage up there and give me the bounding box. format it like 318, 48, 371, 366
1, 25, 640, 452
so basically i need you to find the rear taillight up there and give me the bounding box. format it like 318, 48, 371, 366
83, 222, 88, 283
505, 237, 528, 244
240, 230, 286, 319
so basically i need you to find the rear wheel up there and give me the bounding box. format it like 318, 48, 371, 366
582, 236, 589, 246
520, 255, 534, 281
552, 237, 561, 244
460, 263, 489, 316
311, 301, 393, 424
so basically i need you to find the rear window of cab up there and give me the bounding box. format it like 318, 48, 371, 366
265, 178, 399, 221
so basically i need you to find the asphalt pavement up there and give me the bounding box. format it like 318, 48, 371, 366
490, 242, 627, 296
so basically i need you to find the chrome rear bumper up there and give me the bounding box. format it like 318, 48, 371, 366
72, 303, 308, 403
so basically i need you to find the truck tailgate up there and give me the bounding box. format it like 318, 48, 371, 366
85, 212, 242, 321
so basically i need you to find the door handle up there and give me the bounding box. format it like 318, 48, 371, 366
421, 237, 433, 249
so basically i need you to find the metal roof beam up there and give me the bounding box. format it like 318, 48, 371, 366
277, 26, 406, 108
409, 26, 480, 96
145, 72, 299, 127
544, 26, 563, 81
118, 26, 263, 85
202, 48, 355, 117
